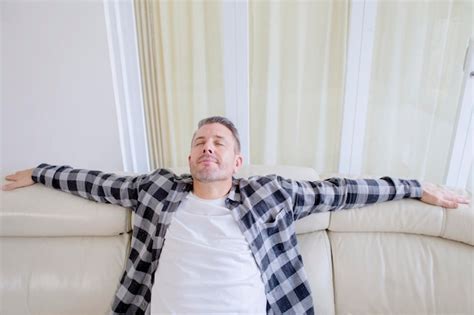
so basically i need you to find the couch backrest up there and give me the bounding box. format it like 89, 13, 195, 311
1, 166, 472, 315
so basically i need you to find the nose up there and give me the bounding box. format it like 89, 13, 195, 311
202, 148, 213, 154
202, 141, 214, 154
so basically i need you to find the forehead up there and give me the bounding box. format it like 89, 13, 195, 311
194, 123, 232, 140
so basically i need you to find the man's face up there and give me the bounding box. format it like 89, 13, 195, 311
188, 123, 243, 183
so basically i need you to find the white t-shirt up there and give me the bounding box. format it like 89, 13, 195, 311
151, 192, 267, 314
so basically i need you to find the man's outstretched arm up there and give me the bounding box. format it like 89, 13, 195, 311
2, 163, 152, 209
277, 176, 470, 221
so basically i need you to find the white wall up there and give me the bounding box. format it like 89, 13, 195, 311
1, 0, 123, 174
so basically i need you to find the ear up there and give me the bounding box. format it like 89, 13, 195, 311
187, 155, 192, 173
233, 154, 243, 174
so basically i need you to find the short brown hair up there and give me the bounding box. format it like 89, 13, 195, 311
192, 116, 241, 153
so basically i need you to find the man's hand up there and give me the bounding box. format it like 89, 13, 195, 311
421, 182, 470, 209
2, 168, 35, 191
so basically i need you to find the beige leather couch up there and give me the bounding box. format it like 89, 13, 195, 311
1, 165, 472, 315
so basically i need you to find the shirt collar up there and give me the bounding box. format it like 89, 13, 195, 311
226, 177, 241, 203
174, 174, 193, 185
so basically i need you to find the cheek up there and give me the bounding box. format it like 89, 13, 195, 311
189, 153, 198, 164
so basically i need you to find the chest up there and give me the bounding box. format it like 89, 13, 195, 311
152, 194, 298, 273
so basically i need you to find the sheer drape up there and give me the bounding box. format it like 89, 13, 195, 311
134, 0, 471, 185
249, 0, 349, 172
362, 1, 473, 182
134, 0, 226, 168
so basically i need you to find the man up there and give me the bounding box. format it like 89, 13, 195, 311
2, 116, 469, 315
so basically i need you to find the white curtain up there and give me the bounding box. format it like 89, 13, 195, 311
134, 0, 226, 168
249, 0, 471, 182
133, 0, 471, 186
362, 0, 473, 183
249, 0, 349, 173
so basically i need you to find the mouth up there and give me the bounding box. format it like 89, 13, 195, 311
198, 156, 218, 165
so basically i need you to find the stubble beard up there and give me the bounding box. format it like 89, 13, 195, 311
193, 169, 228, 183
191, 163, 230, 183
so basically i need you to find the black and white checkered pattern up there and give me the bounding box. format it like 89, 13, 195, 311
32, 163, 422, 315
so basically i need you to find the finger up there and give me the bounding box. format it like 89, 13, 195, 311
441, 199, 458, 209
1, 183, 14, 191
445, 194, 470, 204
456, 197, 470, 204
444, 194, 457, 201
5, 174, 17, 180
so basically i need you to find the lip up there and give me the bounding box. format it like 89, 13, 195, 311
198, 156, 218, 164
199, 159, 217, 164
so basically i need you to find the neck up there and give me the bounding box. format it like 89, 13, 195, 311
192, 178, 232, 199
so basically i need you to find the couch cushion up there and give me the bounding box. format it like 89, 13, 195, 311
296, 231, 335, 315
0, 234, 130, 315
322, 173, 473, 245
0, 183, 131, 237
295, 212, 330, 234
442, 188, 474, 246
329, 231, 473, 314
329, 199, 473, 246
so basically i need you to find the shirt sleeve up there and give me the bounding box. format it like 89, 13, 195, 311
277, 176, 423, 221
31, 163, 152, 209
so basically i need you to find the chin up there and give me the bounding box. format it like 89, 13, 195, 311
194, 170, 228, 183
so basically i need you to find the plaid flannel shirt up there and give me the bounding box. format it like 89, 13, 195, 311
32, 163, 422, 314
